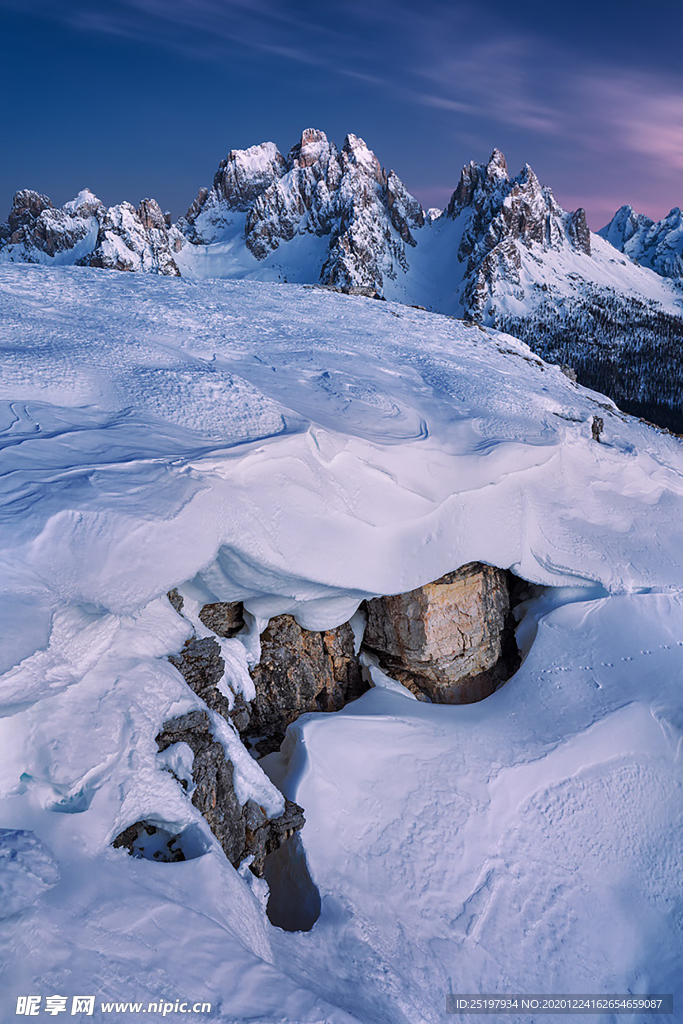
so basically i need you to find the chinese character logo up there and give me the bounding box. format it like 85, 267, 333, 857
45, 996, 68, 1015
16, 996, 41, 1016
71, 997, 95, 1016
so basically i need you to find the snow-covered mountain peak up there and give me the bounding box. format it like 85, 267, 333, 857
448, 150, 592, 290
137, 197, 171, 231
0, 187, 180, 276
179, 140, 288, 243
63, 188, 104, 215
5, 188, 53, 233
288, 127, 336, 170
1, 188, 97, 262
214, 140, 287, 211
601, 204, 651, 247
447, 149, 512, 215
486, 146, 508, 180
177, 128, 425, 289
447, 149, 580, 244
600, 201, 683, 282
341, 132, 385, 183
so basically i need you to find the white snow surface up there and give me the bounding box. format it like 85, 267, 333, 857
0, 264, 682, 1022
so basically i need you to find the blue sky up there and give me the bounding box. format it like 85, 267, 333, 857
1, 0, 682, 228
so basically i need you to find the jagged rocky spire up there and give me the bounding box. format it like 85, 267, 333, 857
442, 149, 591, 317
0, 188, 180, 275
176, 128, 425, 291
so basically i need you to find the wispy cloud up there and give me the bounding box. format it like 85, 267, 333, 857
580, 72, 683, 176
407, 34, 563, 135
4, 0, 682, 157
1, 0, 681, 222
0, 0, 357, 68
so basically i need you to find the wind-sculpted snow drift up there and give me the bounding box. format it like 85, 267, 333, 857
0, 265, 682, 1022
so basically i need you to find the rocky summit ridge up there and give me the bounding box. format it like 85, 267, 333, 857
0, 129, 653, 301
179, 127, 425, 291
0, 129, 594, 301
0, 187, 181, 276
3, 129, 683, 430
442, 147, 592, 318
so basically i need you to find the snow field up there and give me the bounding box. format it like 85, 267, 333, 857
0, 265, 681, 1021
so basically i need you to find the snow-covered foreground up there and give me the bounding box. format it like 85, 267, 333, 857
0, 264, 681, 1023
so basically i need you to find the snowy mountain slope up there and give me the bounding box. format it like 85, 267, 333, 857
0, 264, 682, 1022
174, 136, 683, 430
600, 204, 683, 282
0, 188, 181, 275
424, 151, 683, 432
4, 130, 683, 429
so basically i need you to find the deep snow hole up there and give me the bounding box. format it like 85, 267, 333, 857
262, 833, 321, 932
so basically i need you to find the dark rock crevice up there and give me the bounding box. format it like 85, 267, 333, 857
112, 820, 209, 863
154, 709, 305, 877
262, 833, 321, 932
169, 634, 251, 734
247, 614, 368, 756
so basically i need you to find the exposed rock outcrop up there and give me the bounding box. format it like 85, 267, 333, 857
363, 562, 519, 703
157, 569, 522, 878
169, 635, 250, 733
198, 600, 245, 638
155, 710, 304, 875
0, 189, 99, 262
247, 614, 367, 755
167, 598, 366, 756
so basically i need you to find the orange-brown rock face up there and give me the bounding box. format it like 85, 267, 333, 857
248, 615, 366, 754
363, 563, 517, 703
